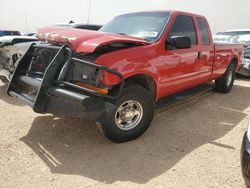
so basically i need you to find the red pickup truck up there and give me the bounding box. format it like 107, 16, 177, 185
7, 11, 244, 142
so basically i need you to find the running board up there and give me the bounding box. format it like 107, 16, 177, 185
156, 84, 213, 110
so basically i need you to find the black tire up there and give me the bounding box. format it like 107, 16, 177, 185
215, 63, 236, 93
101, 85, 155, 143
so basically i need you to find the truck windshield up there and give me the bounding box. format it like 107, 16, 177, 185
100, 12, 171, 42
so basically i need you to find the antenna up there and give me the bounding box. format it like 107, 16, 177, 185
87, 0, 91, 24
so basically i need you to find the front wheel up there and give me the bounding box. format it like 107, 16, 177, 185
101, 85, 155, 143
215, 63, 236, 93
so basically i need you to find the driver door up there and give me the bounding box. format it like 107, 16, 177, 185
158, 14, 201, 97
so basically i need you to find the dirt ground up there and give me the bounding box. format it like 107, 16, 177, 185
0, 78, 250, 188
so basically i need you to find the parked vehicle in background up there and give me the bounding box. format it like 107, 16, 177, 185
0, 30, 21, 37
54, 23, 102, 31
214, 29, 250, 77
241, 121, 250, 188
23, 32, 36, 37
214, 29, 250, 43
0, 36, 39, 82
7, 11, 243, 142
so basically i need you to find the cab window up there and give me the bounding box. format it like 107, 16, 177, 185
167, 15, 197, 47
197, 17, 210, 45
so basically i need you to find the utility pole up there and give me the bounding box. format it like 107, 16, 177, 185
87, 0, 91, 24
25, 10, 28, 32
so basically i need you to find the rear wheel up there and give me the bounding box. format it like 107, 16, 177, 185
215, 63, 236, 93
101, 85, 155, 143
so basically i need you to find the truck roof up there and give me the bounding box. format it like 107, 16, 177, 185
117, 10, 205, 18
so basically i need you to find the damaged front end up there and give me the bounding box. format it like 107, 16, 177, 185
7, 43, 124, 121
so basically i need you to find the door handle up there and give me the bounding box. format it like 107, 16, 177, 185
198, 51, 202, 60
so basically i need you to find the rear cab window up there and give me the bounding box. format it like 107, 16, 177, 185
197, 17, 210, 45
166, 15, 197, 49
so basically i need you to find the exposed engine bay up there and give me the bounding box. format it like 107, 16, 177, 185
15, 43, 126, 89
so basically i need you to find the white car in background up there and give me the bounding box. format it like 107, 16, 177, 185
0, 35, 39, 82
214, 29, 250, 78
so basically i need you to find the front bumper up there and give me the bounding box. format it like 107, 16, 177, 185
241, 122, 250, 187
7, 44, 124, 121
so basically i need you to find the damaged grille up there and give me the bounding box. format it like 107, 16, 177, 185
26, 48, 58, 77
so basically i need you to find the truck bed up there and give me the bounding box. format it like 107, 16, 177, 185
211, 43, 244, 80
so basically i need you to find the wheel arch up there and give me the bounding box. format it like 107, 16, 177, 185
228, 56, 240, 71
124, 73, 158, 101
230, 57, 238, 66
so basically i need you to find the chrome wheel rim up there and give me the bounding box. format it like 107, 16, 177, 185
115, 100, 143, 131
227, 70, 233, 86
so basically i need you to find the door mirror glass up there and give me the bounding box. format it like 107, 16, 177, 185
166, 36, 192, 50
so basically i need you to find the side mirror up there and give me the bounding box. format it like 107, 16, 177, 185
166, 36, 192, 50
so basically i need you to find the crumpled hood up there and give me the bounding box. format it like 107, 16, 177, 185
37, 26, 150, 53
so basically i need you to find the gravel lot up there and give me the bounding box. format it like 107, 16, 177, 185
0, 78, 250, 188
